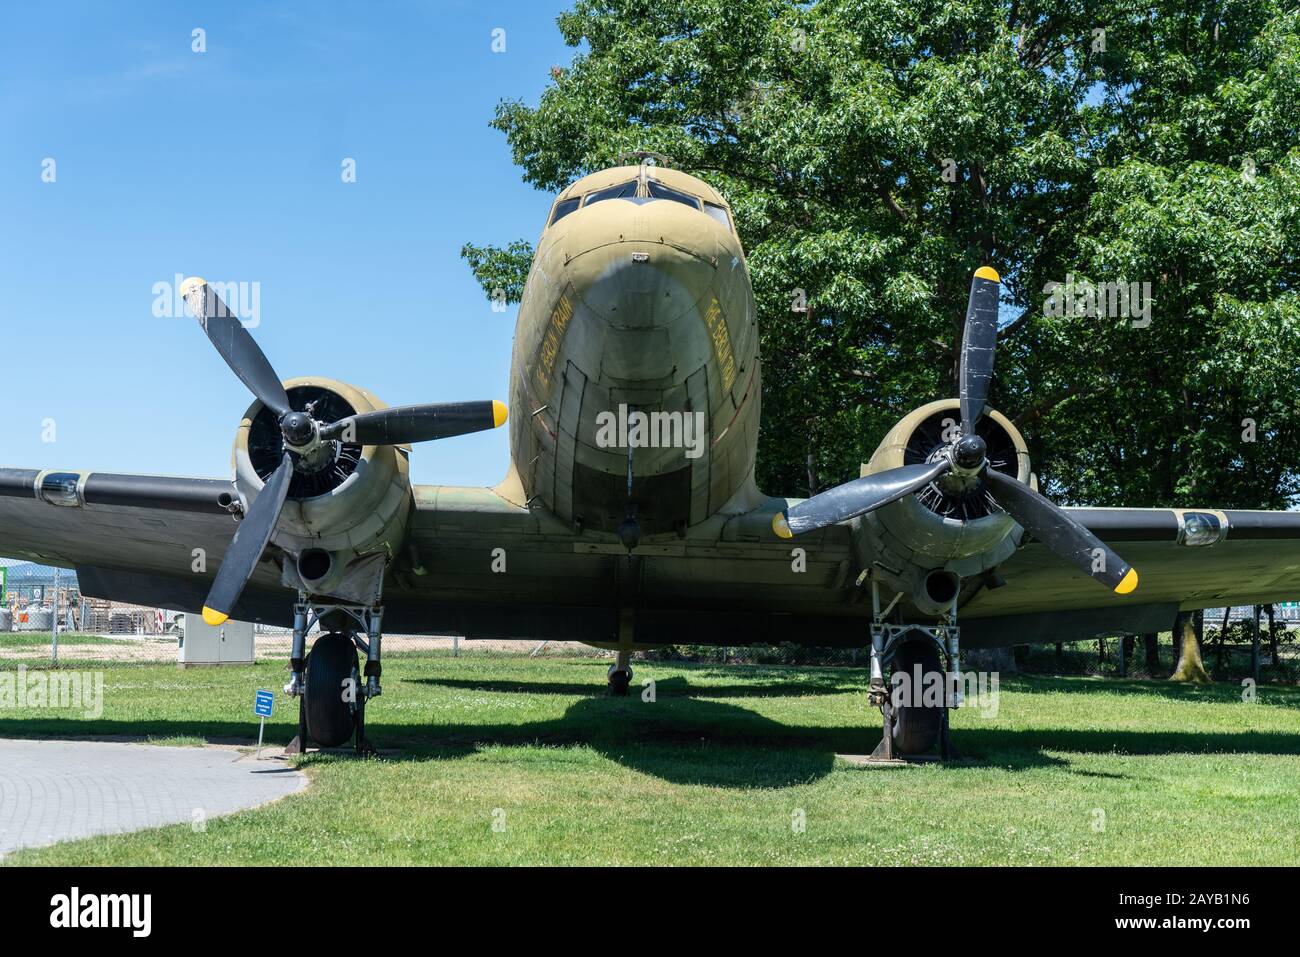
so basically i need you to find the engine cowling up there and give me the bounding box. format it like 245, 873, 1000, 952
232, 376, 412, 598
854, 399, 1032, 615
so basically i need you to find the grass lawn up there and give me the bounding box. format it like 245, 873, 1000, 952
2, 651, 1298, 865
1, 631, 137, 648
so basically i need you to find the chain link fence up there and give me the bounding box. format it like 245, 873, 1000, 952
0, 557, 603, 665
3, 557, 1297, 681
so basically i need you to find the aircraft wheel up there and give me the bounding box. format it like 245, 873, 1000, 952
607, 666, 633, 697
304, 632, 358, 748
889, 640, 944, 755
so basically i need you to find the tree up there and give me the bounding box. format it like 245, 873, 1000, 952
1142, 632, 1161, 673
1170, 610, 1210, 683
465, 0, 1300, 508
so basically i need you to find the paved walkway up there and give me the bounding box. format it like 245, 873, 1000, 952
0, 739, 308, 857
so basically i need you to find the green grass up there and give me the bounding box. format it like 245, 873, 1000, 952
2, 651, 1298, 865
0, 631, 139, 648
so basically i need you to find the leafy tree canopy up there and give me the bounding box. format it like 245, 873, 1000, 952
464, 0, 1300, 508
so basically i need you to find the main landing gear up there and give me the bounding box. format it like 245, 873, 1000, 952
866, 581, 961, 762
283, 596, 384, 757
607, 649, 634, 697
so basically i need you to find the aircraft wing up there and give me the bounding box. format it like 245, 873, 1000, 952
0, 466, 272, 613
958, 507, 1300, 646
8, 462, 1299, 649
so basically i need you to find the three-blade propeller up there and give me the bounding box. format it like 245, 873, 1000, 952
180, 277, 509, 626
772, 266, 1137, 596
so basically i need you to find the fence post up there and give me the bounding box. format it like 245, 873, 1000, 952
1118, 635, 1127, 678
51, 566, 59, 665
1252, 605, 1261, 685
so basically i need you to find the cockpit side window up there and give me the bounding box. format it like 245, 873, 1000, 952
703, 201, 732, 231
549, 197, 581, 226
646, 180, 701, 209
583, 180, 639, 206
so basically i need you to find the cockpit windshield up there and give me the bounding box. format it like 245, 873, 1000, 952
549, 197, 580, 225
646, 180, 701, 209
583, 180, 638, 206
548, 176, 735, 234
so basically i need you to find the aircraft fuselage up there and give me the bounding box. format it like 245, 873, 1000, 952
507, 165, 762, 537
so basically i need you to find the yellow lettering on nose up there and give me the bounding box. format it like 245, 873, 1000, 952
534, 291, 575, 393
703, 298, 736, 392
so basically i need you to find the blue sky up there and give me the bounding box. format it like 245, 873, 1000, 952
0, 1, 571, 486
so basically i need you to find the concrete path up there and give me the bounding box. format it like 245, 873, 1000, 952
0, 738, 308, 857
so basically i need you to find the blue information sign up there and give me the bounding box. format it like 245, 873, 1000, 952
254, 690, 274, 718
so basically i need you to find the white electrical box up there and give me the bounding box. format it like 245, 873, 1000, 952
177, 613, 255, 667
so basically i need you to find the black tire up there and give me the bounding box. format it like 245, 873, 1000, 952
890, 640, 944, 755
304, 632, 357, 748
607, 669, 632, 697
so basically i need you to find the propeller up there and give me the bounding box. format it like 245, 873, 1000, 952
959, 265, 1000, 433
319, 401, 506, 445
179, 277, 509, 625
202, 452, 294, 625
771, 266, 1138, 596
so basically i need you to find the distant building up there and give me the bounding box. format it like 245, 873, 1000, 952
0, 562, 79, 603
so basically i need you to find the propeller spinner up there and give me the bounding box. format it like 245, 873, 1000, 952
179, 277, 509, 625
772, 266, 1138, 597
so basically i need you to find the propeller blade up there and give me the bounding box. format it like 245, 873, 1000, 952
774, 459, 951, 538
959, 265, 1001, 433
983, 468, 1138, 594
201, 451, 294, 626
181, 277, 291, 419
320, 400, 507, 445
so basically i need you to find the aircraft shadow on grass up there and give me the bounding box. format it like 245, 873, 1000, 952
409, 672, 860, 698
3, 675, 1299, 788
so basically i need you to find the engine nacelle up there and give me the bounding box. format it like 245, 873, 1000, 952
854, 399, 1032, 615
232, 376, 412, 600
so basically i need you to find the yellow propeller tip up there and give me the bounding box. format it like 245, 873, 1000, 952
974, 266, 1000, 282
179, 276, 207, 296
492, 401, 509, 428
1113, 567, 1138, 595
772, 512, 793, 539
202, 607, 229, 626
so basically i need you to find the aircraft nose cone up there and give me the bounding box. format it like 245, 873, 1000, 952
563, 199, 723, 330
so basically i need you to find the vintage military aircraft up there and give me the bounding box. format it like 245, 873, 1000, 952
4, 161, 1299, 757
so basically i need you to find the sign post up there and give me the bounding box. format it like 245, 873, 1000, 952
254, 690, 274, 759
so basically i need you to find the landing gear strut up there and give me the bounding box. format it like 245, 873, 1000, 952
866, 580, 961, 762
284, 596, 384, 757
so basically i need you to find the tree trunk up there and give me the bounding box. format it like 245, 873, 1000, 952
1214, 607, 1230, 672
1170, 611, 1211, 683
1143, 632, 1161, 673
1267, 604, 1278, 665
